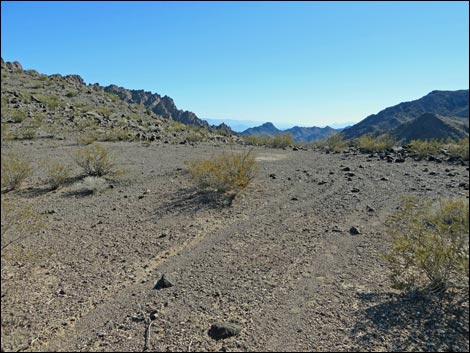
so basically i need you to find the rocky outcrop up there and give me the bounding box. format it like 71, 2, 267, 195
103, 85, 210, 129
1, 57, 23, 72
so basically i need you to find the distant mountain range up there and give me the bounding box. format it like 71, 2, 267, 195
241, 122, 339, 142
342, 90, 469, 142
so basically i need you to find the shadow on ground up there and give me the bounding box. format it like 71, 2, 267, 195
351, 290, 469, 351
152, 188, 234, 219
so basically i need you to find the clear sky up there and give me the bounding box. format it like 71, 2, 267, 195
1, 1, 469, 127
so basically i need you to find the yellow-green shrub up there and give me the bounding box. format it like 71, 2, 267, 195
325, 133, 349, 152
385, 196, 469, 293
46, 162, 72, 189
186, 149, 257, 193
356, 134, 395, 153
1, 152, 32, 192
74, 142, 116, 177
407, 139, 444, 158
448, 137, 469, 161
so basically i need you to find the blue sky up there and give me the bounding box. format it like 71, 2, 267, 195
1, 1, 469, 127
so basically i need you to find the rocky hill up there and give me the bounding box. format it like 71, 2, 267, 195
242, 122, 339, 142
342, 90, 469, 140
102, 84, 211, 130
1, 59, 238, 144
391, 112, 469, 143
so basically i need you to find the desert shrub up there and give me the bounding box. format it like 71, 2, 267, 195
448, 137, 469, 161
356, 134, 395, 153
244, 134, 270, 146
186, 149, 257, 194
1, 200, 42, 252
325, 133, 349, 152
186, 131, 206, 143
168, 120, 187, 132
385, 196, 469, 293
97, 107, 114, 117
74, 142, 116, 177
71, 176, 109, 195
10, 110, 27, 123
1, 152, 32, 192
46, 162, 72, 189
407, 139, 443, 158
270, 133, 295, 148
35, 94, 63, 110
244, 133, 296, 148
106, 92, 121, 103
97, 127, 132, 142
1, 124, 14, 142
18, 128, 36, 140
77, 130, 99, 145
65, 91, 78, 98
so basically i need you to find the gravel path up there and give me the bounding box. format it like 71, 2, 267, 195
1, 139, 468, 352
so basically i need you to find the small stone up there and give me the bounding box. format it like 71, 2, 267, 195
154, 274, 173, 290
341, 167, 351, 171
291, 197, 298, 201
138, 195, 144, 199
208, 322, 241, 340
351, 188, 360, 193
318, 181, 327, 185
366, 205, 375, 213
349, 226, 361, 235
269, 173, 276, 179
150, 311, 158, 321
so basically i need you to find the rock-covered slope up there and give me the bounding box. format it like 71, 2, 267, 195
242, 122, 339, 142
0, 59, 237, 143
342, 90, 469, 140
103, 84, 211, 129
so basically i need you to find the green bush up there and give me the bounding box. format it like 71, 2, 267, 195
74, 142, 116, 177
1, 152, 32, 192
186, 149, 257, 194
385, 196, 469, 293
356, 134, 395, 153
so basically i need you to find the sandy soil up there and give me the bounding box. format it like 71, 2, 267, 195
1, 139, 469, 352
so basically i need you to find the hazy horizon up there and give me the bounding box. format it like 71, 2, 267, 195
2, 1, 468, 127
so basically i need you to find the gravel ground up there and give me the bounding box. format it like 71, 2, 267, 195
1, 139, 469, 352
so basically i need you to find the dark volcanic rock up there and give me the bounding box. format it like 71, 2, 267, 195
208, 322, 241, 340
154, 274, 173, 290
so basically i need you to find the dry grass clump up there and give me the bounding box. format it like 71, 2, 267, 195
186, 149, 257, 194
74, 142, 116, 177
1, 151, 32, 192
386, 196, 469, 293
71, 176, 109, 195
